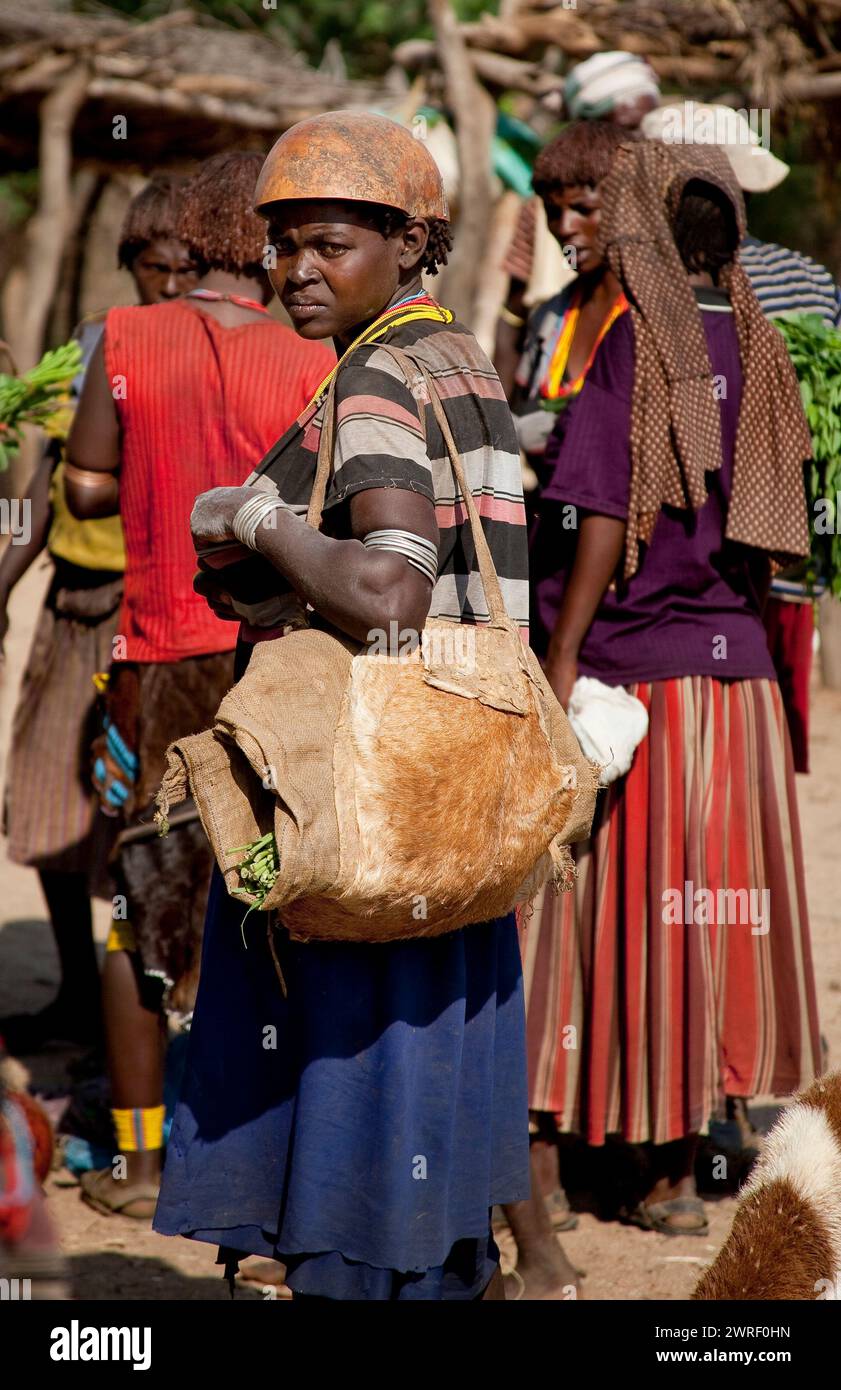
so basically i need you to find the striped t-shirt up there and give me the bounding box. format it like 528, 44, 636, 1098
253, 313, 529, 632
740, 235, 841, 326
739, 237, 839, 606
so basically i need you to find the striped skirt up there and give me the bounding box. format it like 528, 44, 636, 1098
3, 559, 122, 886
522, 676, 821, 1146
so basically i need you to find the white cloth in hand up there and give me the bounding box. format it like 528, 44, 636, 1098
515, 409, 555, 457
567, 676, 649, 787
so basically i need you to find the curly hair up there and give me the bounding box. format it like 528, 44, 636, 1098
376, 208, 453, 276
117, 173, 190, 269
532, 121, 633, 196
672, 181, 739, 283
177, 152, 269, 280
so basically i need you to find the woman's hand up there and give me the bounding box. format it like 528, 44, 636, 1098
190, 486, 254, 551
545, 647, 578, 711
192, 568, 240, 621
0, 594, 9, 663
543, 514, 626, 712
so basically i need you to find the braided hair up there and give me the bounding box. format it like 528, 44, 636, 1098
672, 180, 739, 284
177, 152, 269, 281
376, 207, 453, 276
532, 121, 632, 196
117, 173, 189, 269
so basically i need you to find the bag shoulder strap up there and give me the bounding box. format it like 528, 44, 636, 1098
306, 340, 510, 628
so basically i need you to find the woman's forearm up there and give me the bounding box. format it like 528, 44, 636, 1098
253, 511, 432, 642
547, 512, 626, 663
0, 453, 54, 598
64, 462, 120, 519
64, 336, 121, 519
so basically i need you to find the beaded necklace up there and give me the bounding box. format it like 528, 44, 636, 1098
541, 286, 629, 404
304, 292, 454, 410
185, 288, 270, 315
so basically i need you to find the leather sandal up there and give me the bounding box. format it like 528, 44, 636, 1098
620, 1195, 709, 1237
80, 1168, 159, 1221
545, 1188, 580, 1232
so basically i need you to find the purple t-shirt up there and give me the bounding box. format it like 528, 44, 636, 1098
530, 292, 775, 684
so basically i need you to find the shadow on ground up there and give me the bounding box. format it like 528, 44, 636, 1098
0, 918, 58, 1013
0, 916, 105, 1091
68, 1251, 265, 1301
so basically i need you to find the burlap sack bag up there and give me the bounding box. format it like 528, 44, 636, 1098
157, 347, 598, 942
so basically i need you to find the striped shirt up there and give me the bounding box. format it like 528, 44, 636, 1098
254, 313, 529, 632
739, 237, 839, 605
740, 235, 841, 326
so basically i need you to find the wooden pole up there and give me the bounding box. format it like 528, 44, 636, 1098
472, 189, 522, 357
427, 0, 496, 326
48, 168, 102, 348
1, 64, 88, 494
7, 63, 89, 375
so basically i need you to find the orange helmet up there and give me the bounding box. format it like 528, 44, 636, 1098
254, 111, 449, 222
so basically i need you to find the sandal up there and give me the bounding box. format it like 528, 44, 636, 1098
620, 1195, 709, 1237
236, 1259, 293, 1297
80, 1167, 159, 1220
545, 1188, 579, 1232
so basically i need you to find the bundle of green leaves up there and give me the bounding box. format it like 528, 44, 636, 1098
0, 340, 82, 471
774, 312, 841, 596
229, 832, 280, 932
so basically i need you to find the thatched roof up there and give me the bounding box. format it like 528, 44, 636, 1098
0, 1, 395, 170
397, 0, 841, 111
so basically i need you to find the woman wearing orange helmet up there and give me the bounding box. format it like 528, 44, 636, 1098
154, 113, 532, 1301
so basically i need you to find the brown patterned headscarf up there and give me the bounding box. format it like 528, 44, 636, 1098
596, 139, 812, 579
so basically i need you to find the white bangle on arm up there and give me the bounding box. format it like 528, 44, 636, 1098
232, 493, 294, 551
362, 529, 439, 585
231, 496, 439, 587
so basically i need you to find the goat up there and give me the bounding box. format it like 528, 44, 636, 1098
694, 1073, 841, 1300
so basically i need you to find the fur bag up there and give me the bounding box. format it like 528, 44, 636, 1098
156, 347, 598, 942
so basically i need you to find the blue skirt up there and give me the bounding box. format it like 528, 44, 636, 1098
154, 871, 530, 1300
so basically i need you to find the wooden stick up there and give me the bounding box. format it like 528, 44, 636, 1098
85, 76, 285, 129
6, 63, 89, 375
784, 67, 841, 97
266, 919, 288, 999
396, 37, 562, 95
428, 0, 496, 326
471, 189, 523, 358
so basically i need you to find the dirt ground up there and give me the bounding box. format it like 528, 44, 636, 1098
2, 559, 840, 1301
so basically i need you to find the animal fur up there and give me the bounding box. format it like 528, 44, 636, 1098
161, 618, 599, 944
281, 635, 584, 940
694, 1073, 841, 1300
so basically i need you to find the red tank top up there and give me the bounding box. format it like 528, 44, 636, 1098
104, 300, 334, 662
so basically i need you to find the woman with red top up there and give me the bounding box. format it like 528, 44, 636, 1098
64, 152, 334, 1218
0, 175, 198, 1056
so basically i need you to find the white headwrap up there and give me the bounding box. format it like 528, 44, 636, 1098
564, 51, 660, 121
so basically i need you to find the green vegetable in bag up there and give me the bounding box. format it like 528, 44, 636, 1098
229, 831, 280, 907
